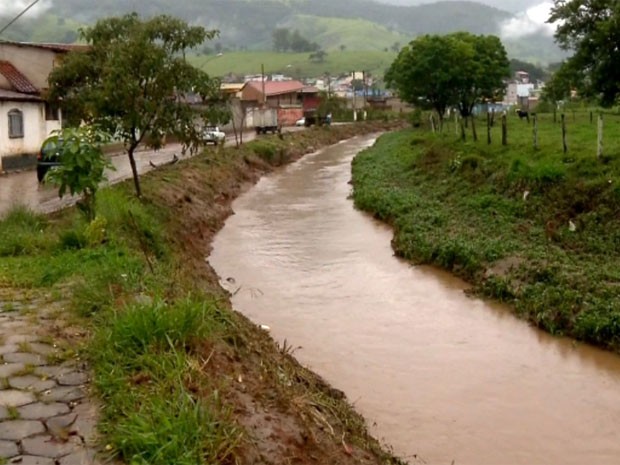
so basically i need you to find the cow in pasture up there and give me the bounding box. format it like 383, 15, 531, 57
515, 109, 529, 120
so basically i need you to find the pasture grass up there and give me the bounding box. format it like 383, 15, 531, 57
189, 49, 397, 79
352, 110, 620, 351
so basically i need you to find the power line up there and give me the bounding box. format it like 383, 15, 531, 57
0, 0, 44, 37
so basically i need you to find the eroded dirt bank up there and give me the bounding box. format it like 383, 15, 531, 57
140, 122, 407, 464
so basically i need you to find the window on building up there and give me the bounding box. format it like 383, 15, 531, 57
45, 102, 60, 121
8, 109, 23, 138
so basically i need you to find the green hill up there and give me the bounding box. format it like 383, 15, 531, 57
0, 0, 566, 65
0, 14, 83, 43
278, 15, 411, 51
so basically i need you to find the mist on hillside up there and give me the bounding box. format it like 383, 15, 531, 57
375, 0, 543, 13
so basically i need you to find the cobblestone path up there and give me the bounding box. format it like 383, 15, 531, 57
0, 296, 102, 465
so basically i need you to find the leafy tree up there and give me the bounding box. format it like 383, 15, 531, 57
44, 126, 112, 220
451, 32, 509, 119
550, 0, 620, 106
385, 35, 461, 124
309, 49, 327, 63
542, 61, 577, 106
272, 28, 291, 52
385, 33, 508, 125
48, 13, 226, 198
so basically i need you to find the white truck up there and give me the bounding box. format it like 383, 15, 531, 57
202, 126, 226, 145
253, 107, 279, 134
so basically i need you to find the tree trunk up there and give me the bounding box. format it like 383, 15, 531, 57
128, 145, 142, 198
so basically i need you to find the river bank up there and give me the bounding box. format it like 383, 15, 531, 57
351, 125, 620, 352
0, 121, 406, 465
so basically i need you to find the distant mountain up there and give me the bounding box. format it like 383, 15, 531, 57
5, 0, 565, 63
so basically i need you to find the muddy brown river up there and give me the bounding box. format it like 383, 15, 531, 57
210, 135, 620, 465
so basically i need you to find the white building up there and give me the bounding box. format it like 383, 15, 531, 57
0, 42, 85, 172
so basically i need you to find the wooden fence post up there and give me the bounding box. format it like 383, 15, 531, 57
533, 113, 538, 150
487, 111, 492, 145
471, 115, 478, 142
597, 113, 604, 159
454, 111, 458, 136
430, 113, 436, 133
460, 117, 466, 141
501, 112, 507, 146
562, 113, 568, 153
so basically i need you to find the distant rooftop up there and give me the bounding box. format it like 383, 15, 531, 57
0, 41, 88, 53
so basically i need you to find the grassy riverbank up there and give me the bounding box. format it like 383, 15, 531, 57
352, 113, 620, 352
0, 122, 405, 465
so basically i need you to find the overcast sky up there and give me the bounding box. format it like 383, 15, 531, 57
379, 0, 557, 39
0, 0, 53, 17
379, 0, 544, 12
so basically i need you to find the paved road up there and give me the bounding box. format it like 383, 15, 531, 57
0, 144, 183, 217
0, 128, 276, 218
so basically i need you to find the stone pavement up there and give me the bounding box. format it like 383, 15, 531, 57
0, 296, 103, 465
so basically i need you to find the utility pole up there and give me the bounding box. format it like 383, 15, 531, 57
261, 63, 266, 105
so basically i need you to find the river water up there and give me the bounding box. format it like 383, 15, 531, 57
209, 135, 620, 465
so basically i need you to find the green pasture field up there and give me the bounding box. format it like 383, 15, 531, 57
188, 50, 397, 79
352, 109, 620, 351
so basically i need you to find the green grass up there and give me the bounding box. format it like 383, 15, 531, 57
91, 298, 239, 465
189, 50, 397, 79
352, 109, 620, 351
0, 190, 240, 464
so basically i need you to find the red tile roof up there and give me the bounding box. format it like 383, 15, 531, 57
245, 80, 305, 97
0, 61, 38, 94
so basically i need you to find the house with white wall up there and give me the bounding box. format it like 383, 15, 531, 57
0, 42, 85, 172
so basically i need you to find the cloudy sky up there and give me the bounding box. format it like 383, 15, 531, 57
0, 0, 52, 17
379, 0, 557, 39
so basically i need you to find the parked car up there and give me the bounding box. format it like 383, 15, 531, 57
36, 138, 63, 183
295, 117, 306, 127
203, 126, 226, 145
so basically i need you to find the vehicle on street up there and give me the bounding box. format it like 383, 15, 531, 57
253, 107, 279, 134
203, 126, 226, 145
36, 138, 63, 183
295, 117, 305, 127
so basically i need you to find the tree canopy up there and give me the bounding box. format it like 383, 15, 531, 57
385, 32, 509, 121
550, 0, 620, 106
48, 13, 226, 197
